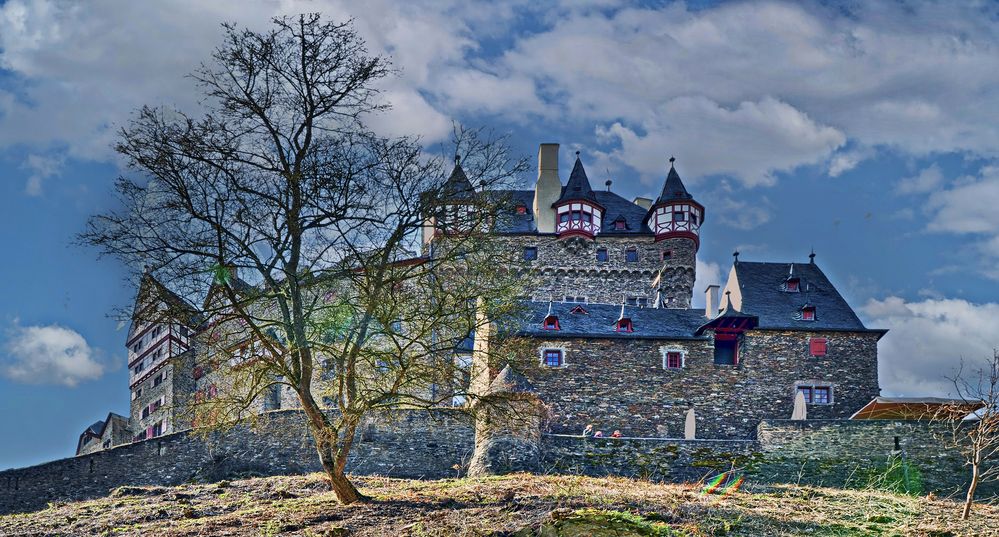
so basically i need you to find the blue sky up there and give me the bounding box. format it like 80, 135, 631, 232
3, 0, 999, 469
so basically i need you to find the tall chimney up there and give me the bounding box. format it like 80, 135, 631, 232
533, 143, 562, 233
704, 284, 720, 319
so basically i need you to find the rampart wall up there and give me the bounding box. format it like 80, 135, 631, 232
1, 413, 993, 515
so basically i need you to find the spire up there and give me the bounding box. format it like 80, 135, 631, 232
655, 156, 692, 204
442, 156, 476, 200
553, 152, 598, 205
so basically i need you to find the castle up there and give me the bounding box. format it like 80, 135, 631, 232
76, 143, 885, 455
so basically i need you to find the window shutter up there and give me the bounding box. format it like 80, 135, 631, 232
809, 338, 827, 356
146, 426, 154, 439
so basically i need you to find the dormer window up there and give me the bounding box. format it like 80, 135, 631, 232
515, 205, 527, 215
801, 306, 816, 321
615, 318, 633, 332
570, 305, 588, 314
614, 219, 627, 230
542, 315, 560, 330
784, 278, 800, 292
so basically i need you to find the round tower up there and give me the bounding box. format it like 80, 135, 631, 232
552, 152, 604, 240
645, 157, 702, 308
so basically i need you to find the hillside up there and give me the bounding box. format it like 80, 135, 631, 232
1, 473, 996, 536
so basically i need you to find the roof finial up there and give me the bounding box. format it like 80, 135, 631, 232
789, 263, 794, 277
809, 248, 816, 264
605, 179, 612, 191
455, 154, 461, 165
733, 250, 740, 264
575, 150, 580, 157
669, 155, 676, 167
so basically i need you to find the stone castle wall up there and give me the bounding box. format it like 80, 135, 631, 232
2, 411, 991, 515
500, 234, 696, 307
0, 409, 473, 515
512, 329, 880, 439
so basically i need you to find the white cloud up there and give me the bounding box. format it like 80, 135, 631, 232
20, 153, 63, 196
4, 0, 999, 194
863, 296, 999, 397
2, 322, 107, 386
896, 163, 944, 195
827, 147, 873, 177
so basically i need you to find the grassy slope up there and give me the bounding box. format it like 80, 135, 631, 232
1, 473, 997, 536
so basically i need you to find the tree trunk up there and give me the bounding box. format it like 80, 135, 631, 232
317, 441, 369, 504
963, 462, 980, 520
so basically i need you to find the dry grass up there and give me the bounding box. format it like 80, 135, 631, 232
1, 473, 996, 536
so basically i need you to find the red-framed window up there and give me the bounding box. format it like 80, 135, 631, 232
673, 211, 686, 222
614, 220, 627, 230
665, 352, 683, 369
809, 338, 827, 356
515, 205, 527, 215
559, 210, 593, 223
542, 315, 560, 330
543, 349, 563, 367
801, 306, 816, 321
615, 318, 633, 332
785, 278, 800, 292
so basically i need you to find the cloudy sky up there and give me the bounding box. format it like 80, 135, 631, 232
2, 0, 999, 468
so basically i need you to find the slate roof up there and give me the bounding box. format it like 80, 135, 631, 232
493, 189, 654, 235
553, 156, 600, 205
731, 261, 875, 332
655, 161, 693, 204
441, 161, 477, 200
514, 301, 708, 340
85, 420, 105, 436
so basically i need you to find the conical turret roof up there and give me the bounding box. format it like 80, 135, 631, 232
655, 158, 693, 204
441, 158, 477, 200
553, 154, 599, 206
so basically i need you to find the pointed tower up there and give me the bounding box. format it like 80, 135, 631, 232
423, 157, 479, 247
532, 143, 562, 233
552, 152, 604, 240
646, 157, 703, 308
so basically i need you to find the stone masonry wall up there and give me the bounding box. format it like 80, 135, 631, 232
0, 409, 473, 515
513, 329, 880, 439
542, 434, 757, 482
501, 235, 696, 307
756, 419, 997, 496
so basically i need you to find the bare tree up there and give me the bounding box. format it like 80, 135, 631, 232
937, 350, 999, 519
79, 14, 528, 503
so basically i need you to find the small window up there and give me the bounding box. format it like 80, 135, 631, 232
664, 351, 683, 369
809, 338, 827, 356
596, 249, 608, 262
141, 407, 150, 419
523, 247, 538, 261
661, 250, 672, 261
614, 220, 627, 230
625, 249, 638, 262
801, 306, 816, 321
625, 297, 649, 307
515, 205, 527, 215
615, 318, 633, 332
153, 372, 164, 387
543, 349, 563, 367
563, 296, 586, 303
542, 315, 560, 330
673, 211, 686, 222
785, 278, 800, 292
797, 384, 833, 405
132, 344, 140, 354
